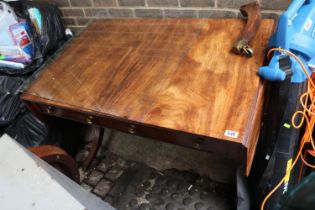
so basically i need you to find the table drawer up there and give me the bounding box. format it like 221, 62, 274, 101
36, 103, 99, 125
28, 102, 245, 163
35, 103, 140, 134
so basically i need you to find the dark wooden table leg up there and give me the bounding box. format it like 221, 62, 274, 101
82, 126, 105, 170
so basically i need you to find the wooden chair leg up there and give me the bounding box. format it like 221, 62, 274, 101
30, 145, 80, 183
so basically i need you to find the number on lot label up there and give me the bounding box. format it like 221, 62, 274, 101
224, 130, 239, 138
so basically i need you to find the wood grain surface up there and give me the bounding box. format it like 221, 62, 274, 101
22, 19, 274, 175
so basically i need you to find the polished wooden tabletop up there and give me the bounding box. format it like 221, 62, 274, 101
22, 19, 274, 175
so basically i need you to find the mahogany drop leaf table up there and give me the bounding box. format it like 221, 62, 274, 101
21, 19, 274, 175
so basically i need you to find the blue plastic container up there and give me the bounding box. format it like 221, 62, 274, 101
259, 0, 315, 83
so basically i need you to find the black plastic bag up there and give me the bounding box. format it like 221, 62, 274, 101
0, 75, 25, 126
0, 0, 66, 75
4, 111, 48, 148
0, 57, 44, 75
0, 1, 40, 75
22, 1, 66, 57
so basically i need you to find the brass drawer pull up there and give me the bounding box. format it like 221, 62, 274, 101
46, 106, 53, 114
86, 116, 94, 125
128, 125, 136, 134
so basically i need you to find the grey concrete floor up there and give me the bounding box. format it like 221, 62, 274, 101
97, 129, 238, 184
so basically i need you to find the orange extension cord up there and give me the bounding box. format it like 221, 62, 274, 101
260, 48, 315, 210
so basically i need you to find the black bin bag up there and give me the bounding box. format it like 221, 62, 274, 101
21, 1, 66, 57
0, 58, 44, 75
0, 75, 25, 126
0, 0, 66, 75
4, 111, 48, 148
0, 1, 66, 147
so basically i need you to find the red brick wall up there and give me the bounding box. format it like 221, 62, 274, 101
38, 0, 291, 32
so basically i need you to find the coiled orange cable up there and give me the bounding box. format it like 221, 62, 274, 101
261, 48, 315, 210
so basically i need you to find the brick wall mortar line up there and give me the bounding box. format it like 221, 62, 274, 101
107, 8, 113, 18
65, 7, 241, 11
132, 8, 135, 17
262, 9, 283, 14
62, 11, 242, 19
79, 17, 96, 19
60, 6, 246, 11
60, 7, 86, 9
59, 7, 283, 14
60, 9, 281, 17
83, 8, 86, 17
105, 8, 110, 18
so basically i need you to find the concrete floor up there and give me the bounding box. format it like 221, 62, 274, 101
98, 129, 238, 184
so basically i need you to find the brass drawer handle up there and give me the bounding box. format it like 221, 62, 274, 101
46, 106, 52, 114
128, 125, 136, 134
86, 116, 94, 125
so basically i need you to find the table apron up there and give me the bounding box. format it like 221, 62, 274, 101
23, 100, 246, 165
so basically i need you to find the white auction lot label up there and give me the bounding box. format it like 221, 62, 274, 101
224, 130, 239, 138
